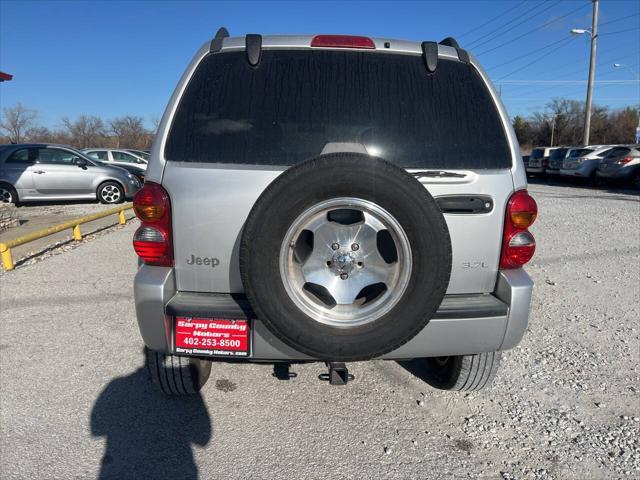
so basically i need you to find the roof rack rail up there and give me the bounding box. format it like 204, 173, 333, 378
245, 34, 262, 66
210, 27, 229, 53
421, 41, 438, 73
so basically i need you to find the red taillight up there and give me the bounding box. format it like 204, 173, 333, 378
311, 35, 376, 49
133, 182, 173, 266
133, 182, 168, 222
616, 156, 634, 165
500, 190, 537, 269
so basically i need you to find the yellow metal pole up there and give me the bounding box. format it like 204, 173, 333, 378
0, 243, 14, 271
0, 204, 132, 271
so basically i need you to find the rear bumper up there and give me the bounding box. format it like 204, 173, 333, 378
134, 267, 533, 360
596, 166, 636, 180
560, 163, 597, 178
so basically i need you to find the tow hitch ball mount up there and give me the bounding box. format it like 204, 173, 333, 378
319, 362, 354, 385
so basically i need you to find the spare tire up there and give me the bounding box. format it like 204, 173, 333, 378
240, 153, 451, 361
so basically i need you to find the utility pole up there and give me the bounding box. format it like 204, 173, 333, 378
550, 114, 557, 147
582, 0, 599, 146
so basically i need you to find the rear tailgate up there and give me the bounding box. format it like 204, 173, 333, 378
161, 46, 517, 295
164, 164, 513, 294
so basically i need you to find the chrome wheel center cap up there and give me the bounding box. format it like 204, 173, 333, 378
332, 251, 355, 275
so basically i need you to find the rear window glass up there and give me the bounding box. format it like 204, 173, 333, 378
166, 50, 511, 169
597, 148, 614, 158
568, 148, 593, 158
550, 148, 568, 160
530, 149, 545, 159
606, 147, 630, 158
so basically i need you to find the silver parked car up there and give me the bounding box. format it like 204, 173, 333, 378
83, 148, 148, 169
0, 144, 141, 204
560, 145, 616, 181
133, 31, 537, 396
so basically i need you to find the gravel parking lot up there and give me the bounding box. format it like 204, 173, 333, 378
0, 183, 638, 480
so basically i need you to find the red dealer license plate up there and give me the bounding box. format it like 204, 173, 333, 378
174, 317, 249, 357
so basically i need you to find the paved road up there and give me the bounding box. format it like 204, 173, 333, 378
1, 184, 638, 480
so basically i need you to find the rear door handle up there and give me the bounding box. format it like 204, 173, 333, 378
33, 170, 46, 174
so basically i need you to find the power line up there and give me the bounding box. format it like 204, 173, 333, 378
514, 46, 638, 84
486, 36, 574, 71
465, 0, 548, 47
476, 2, 590, 56
497, 37, 577, 80
468, 0, 561, 50
598, 11, 640, 28
600, 27, 640, 37
457, 1, 529, 40
491, 47, 639, 101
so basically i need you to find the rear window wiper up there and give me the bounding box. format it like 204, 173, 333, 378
411, 170, 467, 179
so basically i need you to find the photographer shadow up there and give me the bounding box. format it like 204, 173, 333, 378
91, 365, 211, 480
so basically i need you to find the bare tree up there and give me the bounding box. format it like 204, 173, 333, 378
61, 115, 106, 149
514, 100, 639, 149
110, 115, 148, 149
0, 103, 38, 143
150, 115, 160, 133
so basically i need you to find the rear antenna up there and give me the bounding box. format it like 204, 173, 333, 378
210, 27, 229, 53
245, 34, 263, 66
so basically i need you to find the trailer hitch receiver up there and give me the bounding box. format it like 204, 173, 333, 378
319, 362, 354, 385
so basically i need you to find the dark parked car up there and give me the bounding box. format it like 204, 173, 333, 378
596, 145, 640, 188
93, 160, 145, 183
545, 147, 569, 176
526, 147, 555, 176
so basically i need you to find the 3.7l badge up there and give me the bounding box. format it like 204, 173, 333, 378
462, 261, 489, 269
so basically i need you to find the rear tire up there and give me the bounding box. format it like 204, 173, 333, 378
146, 348, 212, 396
421, 351, 502, 391
97, 181, 124, 204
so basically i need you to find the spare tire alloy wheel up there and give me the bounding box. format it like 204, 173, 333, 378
240, 154, 452, 361
280, 197, 412, 327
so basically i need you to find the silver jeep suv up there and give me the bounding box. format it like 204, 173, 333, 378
133, 30, 537, 396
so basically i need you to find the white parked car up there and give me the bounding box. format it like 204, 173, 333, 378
83, 148, 148, 170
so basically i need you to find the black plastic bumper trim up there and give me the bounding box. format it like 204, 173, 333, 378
165, 292, 507, 320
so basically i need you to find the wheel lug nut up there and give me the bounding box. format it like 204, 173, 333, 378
351, 243, 359, 251
331, 243, 340, 250
340, 273, 348, 280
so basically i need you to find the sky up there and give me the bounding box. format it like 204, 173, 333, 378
0, 0, 638, 130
